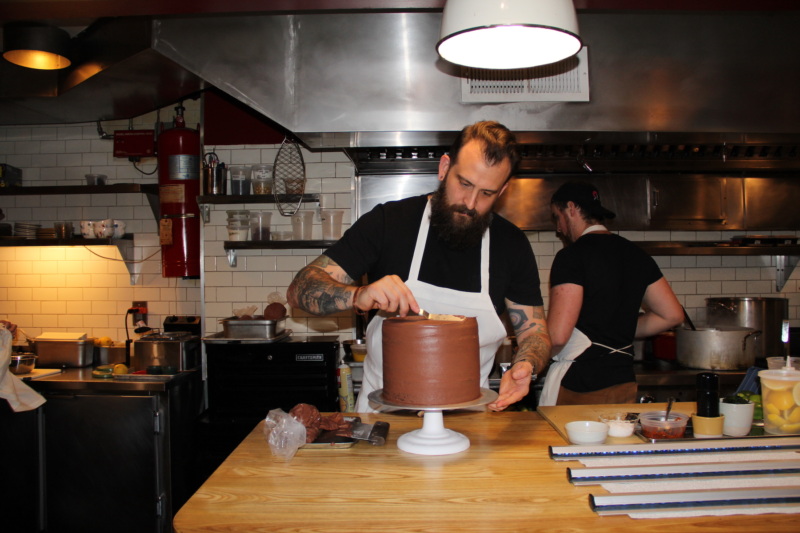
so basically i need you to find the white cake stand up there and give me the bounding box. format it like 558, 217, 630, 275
368, 388, 498, 456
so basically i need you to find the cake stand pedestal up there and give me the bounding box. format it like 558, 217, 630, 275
368, 388, 498, 456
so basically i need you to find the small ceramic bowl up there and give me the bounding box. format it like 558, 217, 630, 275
565, 420, 609, 445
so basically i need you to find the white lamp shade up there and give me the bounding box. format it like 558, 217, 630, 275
437, 0, 582, 70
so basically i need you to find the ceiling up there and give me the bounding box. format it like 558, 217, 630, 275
2, 0, 799, 26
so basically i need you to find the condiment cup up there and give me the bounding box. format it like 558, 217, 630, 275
638, 411, 689, 440
565, 420, 608, 445
691, 414, 725, 438
598, 412, 635, 438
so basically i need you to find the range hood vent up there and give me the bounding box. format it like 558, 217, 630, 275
461, 48, 589, 103
346, 136, 800, 175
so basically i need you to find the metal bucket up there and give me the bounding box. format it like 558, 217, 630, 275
705, 297, 788, 359
676, 326, 761, 370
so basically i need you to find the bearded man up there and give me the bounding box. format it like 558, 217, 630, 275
287, 121, 551, 412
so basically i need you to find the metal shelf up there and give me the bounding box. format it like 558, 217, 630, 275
0, 235, 140, 284
0, 183, 160, 221
636, 241, 800, 291
222, 239, 334, 267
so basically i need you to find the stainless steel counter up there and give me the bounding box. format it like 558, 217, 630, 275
23, 367, 199, 392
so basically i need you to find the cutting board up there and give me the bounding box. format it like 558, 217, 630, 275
537, 402, 696, 445
19, 368, 62, 380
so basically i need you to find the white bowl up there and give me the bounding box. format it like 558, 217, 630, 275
565, 420, 609, 445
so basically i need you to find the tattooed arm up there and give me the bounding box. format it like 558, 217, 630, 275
287, 255, 421, 317
488, 302, 551, 411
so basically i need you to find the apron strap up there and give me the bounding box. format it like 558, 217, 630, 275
592, 342, 633, 356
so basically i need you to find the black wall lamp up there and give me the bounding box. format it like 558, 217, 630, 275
3, 22, 72, 70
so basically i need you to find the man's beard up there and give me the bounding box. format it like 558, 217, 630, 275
430, 178, 493, 250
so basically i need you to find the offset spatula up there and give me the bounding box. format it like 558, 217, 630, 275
416, 309, 463, 321
351, 420, 390, 445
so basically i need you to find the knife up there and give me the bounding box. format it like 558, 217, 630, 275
350, 420, 390, 446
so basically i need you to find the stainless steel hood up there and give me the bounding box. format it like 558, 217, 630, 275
1, 10, 800, 173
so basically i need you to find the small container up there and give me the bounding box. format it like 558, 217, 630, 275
598, 412, 635, 438
251, 164, 273, 194
638, 411, 689, 440
271, 230, 293, 241
350, 343, 367, 362
229, 166, 252, 195
565, 421, 608, 445
250, 211, 272, 241
227, 224, 250, 241
9, 354, 37, 375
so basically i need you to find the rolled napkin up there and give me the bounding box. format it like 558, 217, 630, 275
0, 327, 46, 412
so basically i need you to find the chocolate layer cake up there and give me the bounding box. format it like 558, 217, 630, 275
382, 316, 480, 406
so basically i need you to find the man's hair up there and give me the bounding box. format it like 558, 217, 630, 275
448, 120, 520, 182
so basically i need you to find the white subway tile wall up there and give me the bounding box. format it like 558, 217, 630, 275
0, 99, 798, 348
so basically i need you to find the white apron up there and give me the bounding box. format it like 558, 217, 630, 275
538, 328, 591, 406
355, 199, 507, 412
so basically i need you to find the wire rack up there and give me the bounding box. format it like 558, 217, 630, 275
272, 137, 306, 216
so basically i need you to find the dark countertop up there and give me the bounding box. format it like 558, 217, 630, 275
24, 367, 200, 392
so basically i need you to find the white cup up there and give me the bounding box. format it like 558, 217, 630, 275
320, 209, 344, 240
113, 220, 126, 238
291, 210, 314, 240
718, 400, 755, 437
80, 220, 96, 239
94, 219, 114, 238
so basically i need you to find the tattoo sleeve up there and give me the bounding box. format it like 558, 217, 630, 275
507, 304, 551, 372
287, 256, 356, 316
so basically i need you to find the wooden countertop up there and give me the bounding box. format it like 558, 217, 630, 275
173, 408, 797, 532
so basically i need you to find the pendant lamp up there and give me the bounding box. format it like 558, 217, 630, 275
437, 0, 582, 70
3, 22, 71, 70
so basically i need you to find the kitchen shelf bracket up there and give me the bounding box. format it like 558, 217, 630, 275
226, 248, 238, 268
775, 255, 799, 292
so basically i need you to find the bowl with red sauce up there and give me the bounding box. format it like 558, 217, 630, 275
638, 411, 689, 440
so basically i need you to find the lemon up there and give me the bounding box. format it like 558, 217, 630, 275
767, 413, 787, 427
794, 382, 800, 406
765, 403, 780, 415
787, 406, 800, 424
780, 422, 800, 434
767, 390, 795, 411
113, 363, 128, 375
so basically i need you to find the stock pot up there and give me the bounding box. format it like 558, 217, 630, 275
676, 326, 761, 370
706, 297, 787, 358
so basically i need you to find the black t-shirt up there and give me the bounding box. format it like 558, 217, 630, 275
550, 233, 663, 391
325, 195, 543, 315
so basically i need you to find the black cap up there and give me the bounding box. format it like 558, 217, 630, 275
551, 181, 616, 221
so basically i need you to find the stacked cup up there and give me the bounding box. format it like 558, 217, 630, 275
226, 210, 251, 241
250, 211, 272, 241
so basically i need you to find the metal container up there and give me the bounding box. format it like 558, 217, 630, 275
32, 338, 95, 368
706, 297, 788, 359
676, 326, 760, 370
221, 317, 286, 339
131, 331, 199, 372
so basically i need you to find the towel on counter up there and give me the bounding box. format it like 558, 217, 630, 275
0, 327, 45, 412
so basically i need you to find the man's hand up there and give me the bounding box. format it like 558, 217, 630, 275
488, 361, 533, 411
354, 275, 420, 316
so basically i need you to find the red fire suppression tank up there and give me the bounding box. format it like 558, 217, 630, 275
158, 105, 201, 278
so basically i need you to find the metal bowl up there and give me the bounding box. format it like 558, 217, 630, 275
9, 353, 37, 375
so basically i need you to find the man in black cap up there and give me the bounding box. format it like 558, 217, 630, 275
540, 181, 683, 405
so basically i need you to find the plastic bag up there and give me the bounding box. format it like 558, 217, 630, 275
263, 408, 307, 462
